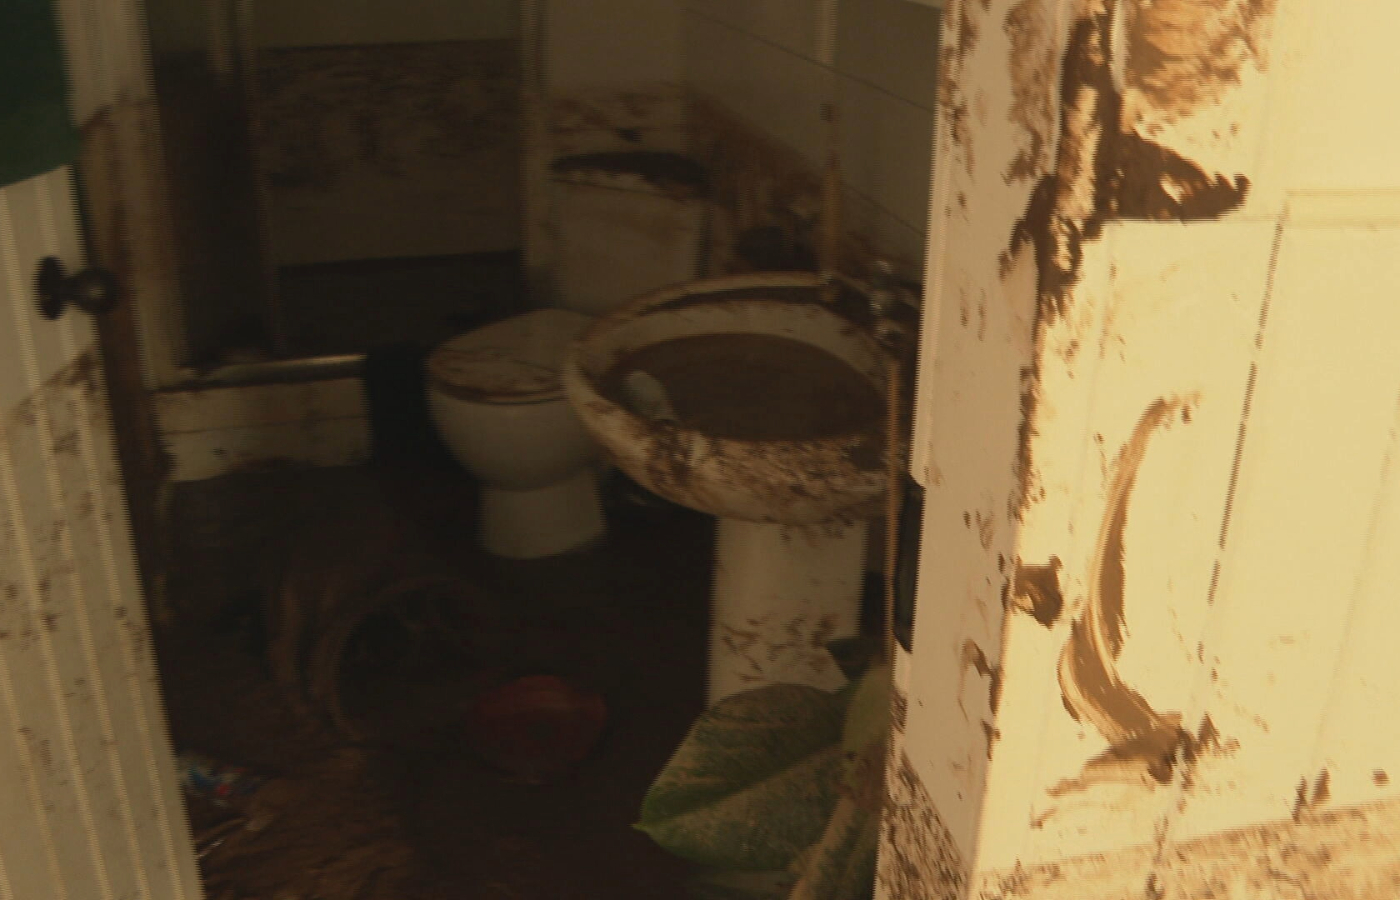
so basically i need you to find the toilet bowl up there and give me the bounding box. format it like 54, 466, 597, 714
427, 150, 709, 558
426, 309, 603, 559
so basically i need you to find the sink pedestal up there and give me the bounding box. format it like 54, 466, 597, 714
561, 272, 900, 706
707, 518, 868, 704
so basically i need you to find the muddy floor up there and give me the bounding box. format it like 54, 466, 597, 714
156, 458, 712, 899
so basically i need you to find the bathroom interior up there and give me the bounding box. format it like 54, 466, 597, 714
142, 0, 944, 896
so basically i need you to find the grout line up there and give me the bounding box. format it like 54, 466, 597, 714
683, 8, 937, 113
692, 86, 930, 238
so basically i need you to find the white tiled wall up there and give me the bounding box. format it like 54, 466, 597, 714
685, 0, 941, 264
254, 0, 519, 47
837, 0, 941, 105
548, 0, 686, 89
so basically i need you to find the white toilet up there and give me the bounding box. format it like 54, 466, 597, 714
425, 151, 708, 559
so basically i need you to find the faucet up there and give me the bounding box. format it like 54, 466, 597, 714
829, 259, 917, 350
865, 259, 904, 318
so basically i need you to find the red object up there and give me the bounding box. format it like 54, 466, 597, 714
464, 676, 608, 784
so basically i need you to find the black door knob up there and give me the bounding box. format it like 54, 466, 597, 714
35, 256, 122, 320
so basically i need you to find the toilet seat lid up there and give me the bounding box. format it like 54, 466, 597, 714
428, 308, 594, 404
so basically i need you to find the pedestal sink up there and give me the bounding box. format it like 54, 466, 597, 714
562, 272, 896, 704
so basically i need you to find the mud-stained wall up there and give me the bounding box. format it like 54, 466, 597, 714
550, 85, 689, 159
889, 0, 1400, 895
254, 40, 522, 266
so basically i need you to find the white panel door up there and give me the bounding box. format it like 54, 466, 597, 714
883, 0, 1400, 896
0, 168, 201, 900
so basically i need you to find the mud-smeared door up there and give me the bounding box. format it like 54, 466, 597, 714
0, 170, 201, 898
882, 1, 1400, 897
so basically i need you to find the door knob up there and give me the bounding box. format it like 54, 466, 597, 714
35, 256, 122, 320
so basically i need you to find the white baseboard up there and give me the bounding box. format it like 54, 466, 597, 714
156, 376, 371, 482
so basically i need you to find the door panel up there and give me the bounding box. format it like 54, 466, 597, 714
887, 0, 1400, 896
0, 169, 200, 900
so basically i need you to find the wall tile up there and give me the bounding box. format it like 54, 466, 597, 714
686, 13, 829, 167
837, 0, 940, 109
838, 75, 936, 232
683, 0, 942, 260
550, 0, 685, 89
686, 0, 822, 60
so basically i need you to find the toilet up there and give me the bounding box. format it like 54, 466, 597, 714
425, 151, 708, 559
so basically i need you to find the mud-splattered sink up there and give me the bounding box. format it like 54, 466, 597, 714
563, 272, 897, 703
562, 271, 891, 525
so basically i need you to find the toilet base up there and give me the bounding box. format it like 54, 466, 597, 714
706, 518, 869, 705
479, 470, 605, 559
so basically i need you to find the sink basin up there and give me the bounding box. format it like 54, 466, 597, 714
562, 272, 892, 526
563, 272, 901, 704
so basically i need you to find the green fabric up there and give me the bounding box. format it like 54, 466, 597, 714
1, 0, 80, 188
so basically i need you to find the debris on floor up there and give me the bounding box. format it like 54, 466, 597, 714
464, 675, 609, 785
264, 492, 484, 742
157, 462, 713, 899
186, 748, 422, 900
179, 750, 267, 808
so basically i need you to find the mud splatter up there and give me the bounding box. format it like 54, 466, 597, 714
982, 722, 1001, 759
1291, 777, 1310, 821
1047, 714, 1230, 801
1008, 5, 1255, 318
63, 350, 99, 393
938, 0, 977, 176
878, 752, 966, 900
1122, 0, 1279, 121
256, 41, 518, 189
1056, 398, 1196, 784
1003, 0, 1059, 183
945, 98, 972, 177
552, 150, 709, 199
1102, 130, 1249, 221
955, 3, 982, 62
51, 432, 79, 456
981, 793, 1400, 898
719, 611, 849, 690
1311, 769, 1331, 806
579, 286, 894, 527
1005, 4, 1253, 520
1293, 769, 1333, 820
960, 640, 1002, 714
1010, 364, 1042, 520
1012, 557, 1063, 626
975, 510, 995, 549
